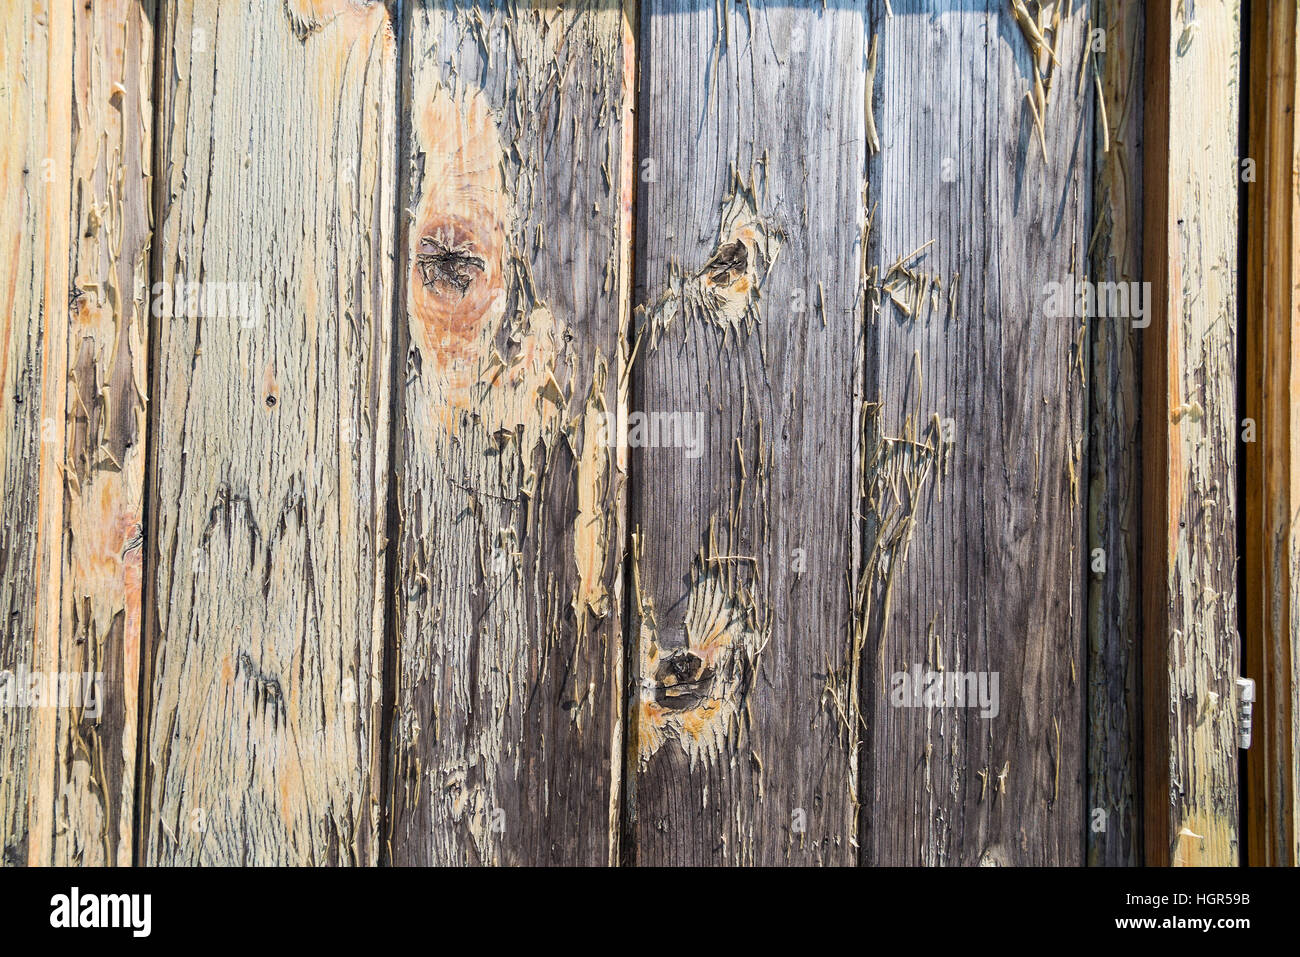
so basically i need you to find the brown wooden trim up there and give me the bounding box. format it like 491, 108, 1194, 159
1243, 0, 1300, 869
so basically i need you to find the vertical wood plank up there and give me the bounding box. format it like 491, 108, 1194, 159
38, 0, 157, 866
1243, 0, 1300, 868
628, 0, 865, 865
861, 0, 1089, 866
0, 0, 142, 867
388, 0, 633, 865
1141, 0, 1240, 867
0, 0, 73, 867
142, 0, 397, 865
1088, 0, 1143, 867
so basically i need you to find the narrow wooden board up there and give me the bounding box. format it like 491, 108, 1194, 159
0, 0, 73, 868
1243, 0, 1300, 868
627, 1, 865, 866
387, 0, 633, 865
1141, 0, 1240, 868
860, 0, 1089, 866
1088, 0, 1143, 867
141, 0, 397, 865
31, 0, 157, 867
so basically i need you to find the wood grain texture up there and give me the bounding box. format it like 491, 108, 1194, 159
1087, 0, 1142, 867
388, 0, 633, 866
1141, 0, 1240, 868
628, 0, 865, 866
0, 0, 1249, 871
1243, 0, 1300, 868
36, 0, 156, 867
142, 0, 397, 865
0, 0, 73, 868
860, 0, 1089, 866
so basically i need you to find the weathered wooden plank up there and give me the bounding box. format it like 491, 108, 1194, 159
31, 0, 157, 867
0, 0, 73, 868
388, 0, 633, 865
1087, 0, 1143, 867
627, 1, 865, 865
1243, 0, 1300, 868
1141, 0, 1240, 867
861, 0, 1089, 866
141, 0, 397, 865
0, 0, 142, 867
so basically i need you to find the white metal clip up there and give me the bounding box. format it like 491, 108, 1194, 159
1237, 677, 1256, 749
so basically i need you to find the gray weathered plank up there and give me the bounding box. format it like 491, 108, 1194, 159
142, 0, 397, 865
388, 0, 633, 865
628, 0, 866, 865
860, 0, 1089, 866
1087, 0, 1142, 867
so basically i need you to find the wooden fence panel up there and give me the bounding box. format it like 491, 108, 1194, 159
0, 0, 1258, 871
860, 0, 1090, 866
387, 0, 633, 865
627, 0, 866, 866
1141, 0, 1240, 867
142, 0, 397, 865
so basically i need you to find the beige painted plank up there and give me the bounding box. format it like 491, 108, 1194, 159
1, 0, 75, 867
142, 0, 397, 865
29, 0, 157, 867
1141, 0, 1240, 867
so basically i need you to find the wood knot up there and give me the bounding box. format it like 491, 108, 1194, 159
654, 650, 715, 711
416, 232, 486, 297
703, 240, 748, 286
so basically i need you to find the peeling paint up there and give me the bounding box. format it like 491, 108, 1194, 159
643, 166, 782, 348
635, 541, 764, 768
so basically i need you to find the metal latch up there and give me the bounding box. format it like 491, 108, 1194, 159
1237, 678, 1256, 749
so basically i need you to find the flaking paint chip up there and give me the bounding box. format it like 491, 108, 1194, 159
540, 373, 564, 406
